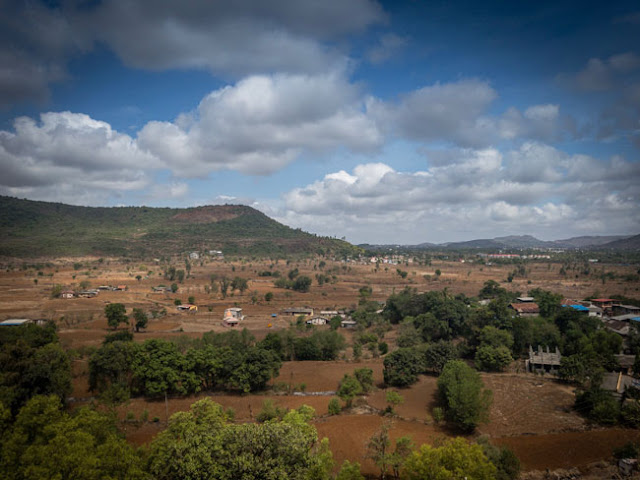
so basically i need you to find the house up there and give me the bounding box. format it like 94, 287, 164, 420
61, 291, 75, 299
320, 310, 339, 317
614, 304, 640, 317
114, 285, 128, 291
591, 298, 615, 315
0, 319, 32, 327
177, 304, 198, 313
340, 319, 357, 328
152, 286, 171, 293
601, 371, 638, 397
189, 251, 199, 260
283, 307, 314, 316
306, 317, 327, 326
77, 290, 98, 298
614, 354, 636, 375
561, 303, 590, 314
603, 319, 630, 337
526, 345, 561, 373
509, 302, 540, 317
223, 307, 244, 327
588, 305, 603, 317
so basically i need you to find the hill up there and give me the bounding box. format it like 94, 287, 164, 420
597, 234, 640, 251
0, 197, 359, 258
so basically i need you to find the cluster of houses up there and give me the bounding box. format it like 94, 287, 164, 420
187, 250, 224, 261
59, 285, 128, 299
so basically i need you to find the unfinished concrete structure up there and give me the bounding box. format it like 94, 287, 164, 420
527, 345, 561, 373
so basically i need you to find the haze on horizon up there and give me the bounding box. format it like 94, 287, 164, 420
0, 1, 639, 245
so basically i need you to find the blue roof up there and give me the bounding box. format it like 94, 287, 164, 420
631, 317, 640, 322
562, 304, 589, 312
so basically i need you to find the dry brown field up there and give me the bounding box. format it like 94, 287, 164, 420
1, 255, 639, 475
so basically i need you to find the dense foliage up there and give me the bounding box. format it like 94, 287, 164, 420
0, 322, 71, 415
437, 360, 492, 432
89, 331, 282, 397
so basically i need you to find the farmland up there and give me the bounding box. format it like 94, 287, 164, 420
1, 253, 639, 477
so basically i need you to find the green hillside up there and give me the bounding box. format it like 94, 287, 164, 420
0, 196, 359, 258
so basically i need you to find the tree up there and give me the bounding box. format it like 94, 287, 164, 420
403, 437, 496, 480
330, 315, 342, 330
147, 398, 332, 480
337, 374, 362, 408
354, 368, 374, 393
293, 275, 312, 292
104, 303, 129, 330
383, 348, 423, 387
170, 283, 178, 293
421, 341, 459, 374
336, 460, 364, 480
188, 295, 196, 304
135, 274, 142, 282
475, 345, 512, 372
231, 277, 249, 295
385, 390, 404, 414
265, 291, 273, 302
132, 308, 147, 332
1, 395, 147, 480
220, 276, 231, 298
438, 360, 492, 432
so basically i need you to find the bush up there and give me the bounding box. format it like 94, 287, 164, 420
328, 397, 341, 415
475, 345, 512, 372
575, 388, 620, 425
383, 348, 423, 387
378, 341, 388, 355
354, 368, 374, 393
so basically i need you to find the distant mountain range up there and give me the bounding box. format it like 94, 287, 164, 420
360, 234, 640, 251
0, 196, 359, 258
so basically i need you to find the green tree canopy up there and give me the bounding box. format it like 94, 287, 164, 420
437, 360, 492, 432
403, 437, 496, 480
104, 303, 128, 330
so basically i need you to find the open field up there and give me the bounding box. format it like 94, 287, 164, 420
2, 255, 640, 475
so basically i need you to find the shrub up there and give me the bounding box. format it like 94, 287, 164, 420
328, 397, 341, 415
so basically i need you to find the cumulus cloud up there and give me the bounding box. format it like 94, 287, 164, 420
559, 51, 640, 92
371, 80, 573, 147
138, 72, 383, 176
0, 112, 157, 204
276, 143, 640, 243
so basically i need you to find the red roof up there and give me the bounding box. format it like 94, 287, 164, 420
509, 302, 540, 314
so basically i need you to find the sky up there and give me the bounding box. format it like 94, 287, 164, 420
0, 0, 639, 244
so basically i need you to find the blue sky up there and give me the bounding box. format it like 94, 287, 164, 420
0, 0, 639, 244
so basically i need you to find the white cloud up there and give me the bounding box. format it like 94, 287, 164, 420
0, 112, 157, 204
276, 143, 640, 243
138, 72, 383, 176
560, 52, 640, 92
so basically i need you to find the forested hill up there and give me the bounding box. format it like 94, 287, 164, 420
0, 196, 358, 258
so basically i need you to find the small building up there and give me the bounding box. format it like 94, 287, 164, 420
618, 458, 637, 477
614, 304, 640, 317
61, 291, 75, 299
306, 317, 328, 326
320, 310, 339, 317
603, 319, 630, 337
561, 304, 589, 314
223, 307, 244, 327
189, 251, 200, 260
591, 298, 616, 315
509, 302, 540, 317
78, 290, 98, 298
602, 371, 637, 397
340, 319, 357, 329
526, 345, 561, 373
615, 354, 636, 375
114, 285, 128, 291
283, 307, 314, 316
588, 305, 603, 317
516, 296, 535, 303
0, 319, 32, 327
